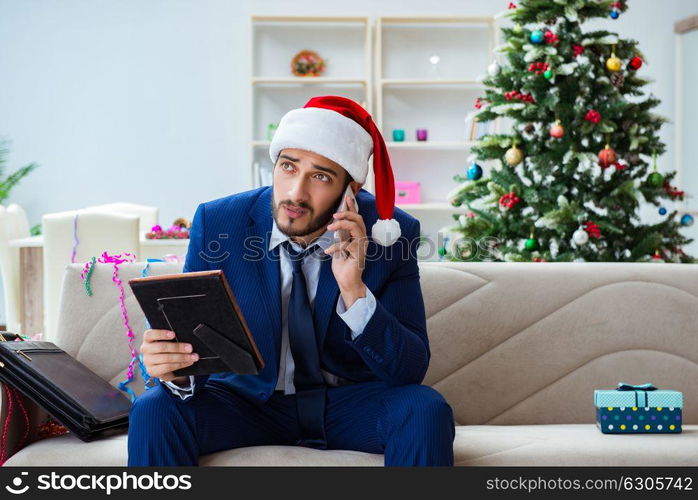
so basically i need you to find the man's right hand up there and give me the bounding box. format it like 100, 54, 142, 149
140, 329, 199, 383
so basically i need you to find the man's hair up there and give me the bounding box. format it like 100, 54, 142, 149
342, 170, 354, 191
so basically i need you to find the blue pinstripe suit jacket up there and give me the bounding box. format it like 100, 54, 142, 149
177, 185, 429, 403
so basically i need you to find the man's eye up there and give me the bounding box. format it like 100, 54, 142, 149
315, 174, 330, 182
281, 162, 294, 171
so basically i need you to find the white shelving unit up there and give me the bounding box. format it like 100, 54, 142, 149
250, 15, 497, 259
250, 16, 373, 191
375, 16, 497, 258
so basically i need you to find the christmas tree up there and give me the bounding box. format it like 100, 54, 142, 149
447, 0, 695, 263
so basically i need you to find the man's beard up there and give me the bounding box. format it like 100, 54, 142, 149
272, 191, 345, 240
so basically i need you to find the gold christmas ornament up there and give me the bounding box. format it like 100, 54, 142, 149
504, 144, 524, 166
606, 46, 622, 72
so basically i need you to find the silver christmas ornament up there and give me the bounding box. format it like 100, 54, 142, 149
487, 61, 500, 77
572, 227, 589, 245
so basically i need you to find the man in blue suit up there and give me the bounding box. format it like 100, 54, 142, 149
128, 96, 455, 466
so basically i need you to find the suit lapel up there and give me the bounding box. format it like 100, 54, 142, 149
246, 188, 282, 363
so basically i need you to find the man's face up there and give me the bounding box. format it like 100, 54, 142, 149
272, 148, 353, 238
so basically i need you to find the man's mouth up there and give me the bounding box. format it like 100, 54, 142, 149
283, 205, 308, 219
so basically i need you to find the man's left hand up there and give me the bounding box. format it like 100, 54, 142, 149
325, 194, 368, 308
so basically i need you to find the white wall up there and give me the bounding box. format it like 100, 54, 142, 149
0, 0, 696, 322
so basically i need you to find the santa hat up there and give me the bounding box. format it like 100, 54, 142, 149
269, 95, 401, 246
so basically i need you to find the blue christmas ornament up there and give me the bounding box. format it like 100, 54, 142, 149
680, 213, 694, 227
467, 163, 483, 181
658, 207, 667, 215
610, 9, 619, 19
530, 30, 544, 44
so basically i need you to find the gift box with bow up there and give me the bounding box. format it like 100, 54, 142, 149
594, 383, 683, 434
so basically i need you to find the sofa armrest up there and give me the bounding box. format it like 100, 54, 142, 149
0, 381, 48, 464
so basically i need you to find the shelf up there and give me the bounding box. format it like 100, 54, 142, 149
252, 16, 368, 24
380, 16, 493, 25
386, 141, 474, 150
255, 141, 474, 152
381, 79, 483, 87
252, 77, 368, 85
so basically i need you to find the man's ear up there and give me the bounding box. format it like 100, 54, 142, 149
349, 181, 362, 196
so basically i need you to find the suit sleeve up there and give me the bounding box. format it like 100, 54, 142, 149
160, 202, 211, 402
345, 218, 429, 386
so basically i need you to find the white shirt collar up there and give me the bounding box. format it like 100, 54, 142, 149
269, 217, 335, 252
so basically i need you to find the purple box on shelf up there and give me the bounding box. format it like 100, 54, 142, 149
395, 182, 421, 204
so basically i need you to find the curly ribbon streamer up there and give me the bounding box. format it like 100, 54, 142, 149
0, 385, 30, 465
80, 256, 97, 296
81, 251, 141, 401
70, 212, 80, 264
137, 258, 166, 393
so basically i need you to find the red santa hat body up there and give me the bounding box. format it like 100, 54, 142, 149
269, 95, 401, 246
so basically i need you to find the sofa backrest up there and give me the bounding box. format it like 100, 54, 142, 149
56, 261, 697, 425
419, 262, 697, 425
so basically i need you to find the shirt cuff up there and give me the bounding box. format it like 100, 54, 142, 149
161, 375, 196, 400
336, 286, 377, 340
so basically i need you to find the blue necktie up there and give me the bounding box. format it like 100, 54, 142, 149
282, 240, 327, 448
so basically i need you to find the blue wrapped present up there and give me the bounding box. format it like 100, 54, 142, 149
594, 382, 683, 434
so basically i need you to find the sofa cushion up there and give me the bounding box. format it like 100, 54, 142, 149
5, 424, 697, 467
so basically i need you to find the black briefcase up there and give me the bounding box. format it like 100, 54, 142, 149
0, 332, 132, 442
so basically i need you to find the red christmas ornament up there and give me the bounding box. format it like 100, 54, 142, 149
585, 109, 601, 124
598, 145, 618, 168
572, 44, 585, 57
528, 61, 549, 75
628, 56, 643, 71
533, 257, 547, 262
504, 90, 535, 103
663, 180, 685, 199
499, 192, 521, 209
475, 97, 486, 109
508, 1, 517, 8
543, 30, 559, 45
583, 221, 602, 239
550, 121, 565, 138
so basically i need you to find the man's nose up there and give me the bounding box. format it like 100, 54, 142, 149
287, 178, 310, 204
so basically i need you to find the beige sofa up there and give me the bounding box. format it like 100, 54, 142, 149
2, 261, 697, 466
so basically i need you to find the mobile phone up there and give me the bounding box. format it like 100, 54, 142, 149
334, 185, 358, 243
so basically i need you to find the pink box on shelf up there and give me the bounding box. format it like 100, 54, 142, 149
395, 181, 421, 204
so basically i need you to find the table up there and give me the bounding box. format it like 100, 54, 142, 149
8, 235, 189, 336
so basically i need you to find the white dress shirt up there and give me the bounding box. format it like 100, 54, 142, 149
162, 219, 376, 400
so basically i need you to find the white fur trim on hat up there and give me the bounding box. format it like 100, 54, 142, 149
371, 218, 401, 247
269, 107, 373, 184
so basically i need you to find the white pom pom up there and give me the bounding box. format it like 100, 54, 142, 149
371, 218, 401, 246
